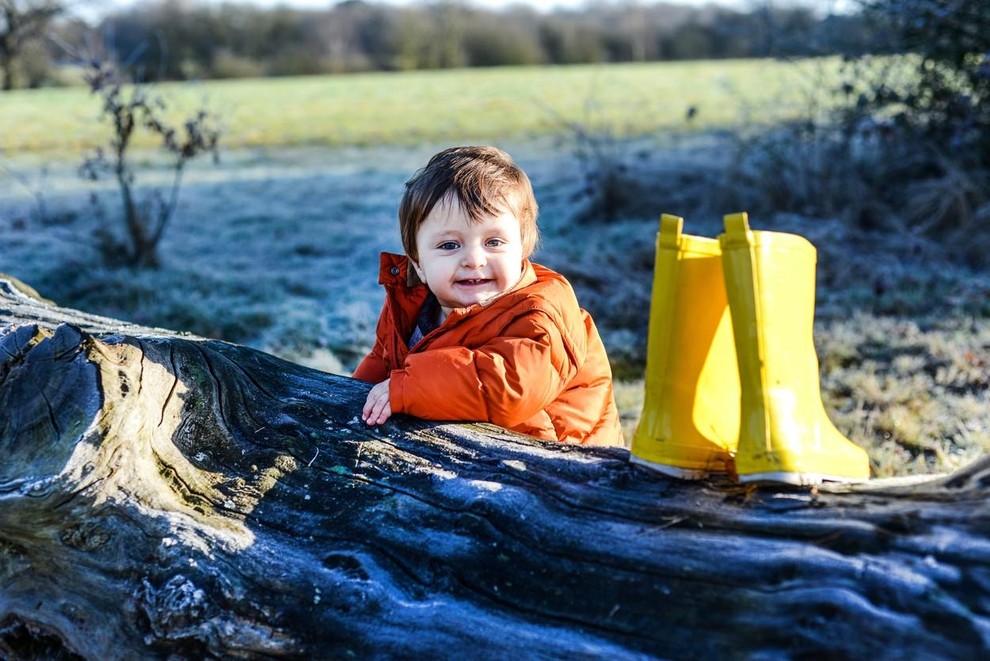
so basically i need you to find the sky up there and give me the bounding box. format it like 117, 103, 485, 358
98, 0, 856, 15
312, 0, 847, 9
263, 0, 750, 8
304, 0, 850, 11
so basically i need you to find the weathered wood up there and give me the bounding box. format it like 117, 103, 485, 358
1, 273, 988, 659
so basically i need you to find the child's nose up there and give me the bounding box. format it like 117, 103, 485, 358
461, 245, 486, 268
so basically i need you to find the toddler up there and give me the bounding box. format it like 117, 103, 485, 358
354, 145, 623, 446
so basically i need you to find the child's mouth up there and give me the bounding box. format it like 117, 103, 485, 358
457, 279, 490, 286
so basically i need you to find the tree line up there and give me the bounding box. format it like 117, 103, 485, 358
5, 0, 875, 87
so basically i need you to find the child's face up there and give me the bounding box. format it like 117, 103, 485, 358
411, 195, 524, 316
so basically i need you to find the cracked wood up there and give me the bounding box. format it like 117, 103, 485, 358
1, 273, 989, 659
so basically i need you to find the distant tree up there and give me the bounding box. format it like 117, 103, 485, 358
318, 1, 398, 72
814, 12, 875, 57
391, 8, 433, 70
463, 10, 543, 67
88, 0, 875, 79
769, 6, 816, 56
537, 20, 603, 64
666, 23, 716, 60
426, 0, 467, 69
0, 0, 62, 90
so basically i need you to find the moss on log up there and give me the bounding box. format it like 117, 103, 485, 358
1, 273, 989, 659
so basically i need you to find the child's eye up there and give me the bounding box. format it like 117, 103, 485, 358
438, 241, 459, 250
486, 238, 505, 247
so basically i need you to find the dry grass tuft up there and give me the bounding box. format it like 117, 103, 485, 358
820, 316, 990, 477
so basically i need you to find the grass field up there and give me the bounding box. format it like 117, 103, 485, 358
1, 58, 842, 154
1, 58, 987, 479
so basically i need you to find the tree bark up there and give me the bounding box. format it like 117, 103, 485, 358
1, 273, 988, 659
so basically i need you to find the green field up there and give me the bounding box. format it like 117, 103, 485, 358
1, 58, 842, 154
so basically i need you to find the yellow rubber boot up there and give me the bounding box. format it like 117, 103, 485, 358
719, 212, 871, 485
631, 214, 740, 479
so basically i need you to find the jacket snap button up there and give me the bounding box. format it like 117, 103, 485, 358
389, 266, 400, 276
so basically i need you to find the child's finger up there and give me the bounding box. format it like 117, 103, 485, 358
364, 391, 386, 425
363, 397, 380, 423
364, 398, 380, 424
368, 400, 382, 424
376, 401, 392, 425
371, 396, 391, 425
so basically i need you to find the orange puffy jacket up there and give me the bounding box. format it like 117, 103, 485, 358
353, 253, 624, 447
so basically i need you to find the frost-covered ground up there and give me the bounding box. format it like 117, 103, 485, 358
2, 138, 989, 477
0, 138, 661, 367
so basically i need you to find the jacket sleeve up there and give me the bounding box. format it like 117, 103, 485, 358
389, 310, 581, 427
352, 346, 388, 383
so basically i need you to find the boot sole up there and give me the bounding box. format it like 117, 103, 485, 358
737, 470, 869, 486
629, 453, 725, 481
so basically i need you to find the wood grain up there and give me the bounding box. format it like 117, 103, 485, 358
1, 273, 988, 659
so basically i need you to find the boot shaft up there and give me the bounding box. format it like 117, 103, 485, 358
719, 212, 870, 484
719, 213, 822, 439
632, 214, 739, 478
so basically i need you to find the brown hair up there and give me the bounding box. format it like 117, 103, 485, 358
399, 146, 539, 263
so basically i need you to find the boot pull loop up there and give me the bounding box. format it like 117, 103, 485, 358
659, 214, 683, 249
721, 210, 772, 455
722, 212, 751, 244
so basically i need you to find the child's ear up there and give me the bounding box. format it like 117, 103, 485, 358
407, 258, 425, 287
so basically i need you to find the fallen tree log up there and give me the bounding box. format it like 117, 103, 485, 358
1, 273, 988, 659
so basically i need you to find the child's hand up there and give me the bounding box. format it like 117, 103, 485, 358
362, 379, 392, 426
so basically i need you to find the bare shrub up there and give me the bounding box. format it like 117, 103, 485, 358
720, 122, 867, 228
822, 1, 990, 254
902, 157, 989, 234
555, 119, 724, 225
79, 55, 221, 268
858, 0, 990, 167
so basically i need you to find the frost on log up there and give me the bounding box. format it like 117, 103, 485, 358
1, 273, 989, 660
